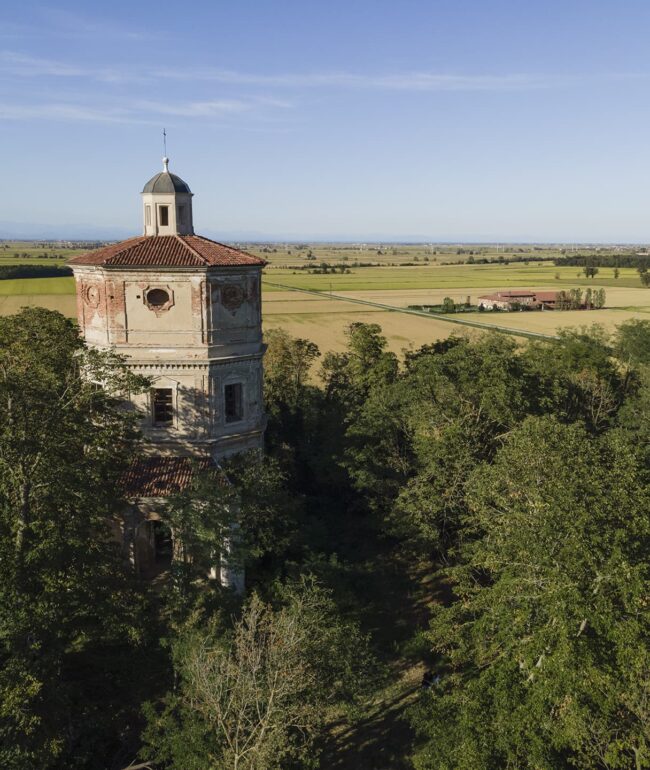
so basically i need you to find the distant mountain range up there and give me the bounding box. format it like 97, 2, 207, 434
0, 220, 647, 246
0, 221, 134, 241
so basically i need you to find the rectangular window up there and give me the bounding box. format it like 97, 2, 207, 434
159, 205, 169, 227
224, 383, 243, 423
152, 388, 173, 425
177, 205, 185, 225
145, 205, 152, 226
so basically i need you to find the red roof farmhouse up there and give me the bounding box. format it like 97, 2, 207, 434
477, 290, 559, 310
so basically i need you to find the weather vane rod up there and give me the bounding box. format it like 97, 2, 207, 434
163, 128, 167, 157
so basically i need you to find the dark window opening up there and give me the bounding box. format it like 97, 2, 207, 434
225, 383, 243, 423
153, 388, 173, 425
146, 288, 170, 307
153, 521, 173, 565
159, 205, 169, 226
177, 205, 186, 225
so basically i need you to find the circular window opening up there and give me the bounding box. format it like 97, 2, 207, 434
146, 288, 170, 307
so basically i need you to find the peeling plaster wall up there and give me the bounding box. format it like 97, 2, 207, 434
71, 263, 266, 460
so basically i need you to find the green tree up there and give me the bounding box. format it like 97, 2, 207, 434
527, 326, 624, 432
0, 309, 148, 769
264, 328, 320, 417
614, 319, 650, 366
348, 333, 532, 548
569, 287, 583, 309
583, 264, 599, 278
141, 579, 376, 770
441, 296, 456, 313
157, 450, 301, 618
616, 364, 650, 477
321, 323, 398, 415
345, 326, 628, 558
410, 418, 650, 770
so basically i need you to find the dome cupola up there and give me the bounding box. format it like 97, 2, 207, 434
141, 157, 194, 236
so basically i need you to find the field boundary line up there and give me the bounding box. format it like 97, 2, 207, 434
262, 280, 559, 341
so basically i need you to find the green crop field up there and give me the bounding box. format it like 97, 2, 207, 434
243, 242, 645, 268
0, 240, 107, 266
247, 243, 548, 267
0, 277, 75, 295
0, 258, 70, 266
263, 263, 644, 291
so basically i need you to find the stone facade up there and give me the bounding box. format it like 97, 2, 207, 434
72, 263, 265, 458
68, 159, 266, 587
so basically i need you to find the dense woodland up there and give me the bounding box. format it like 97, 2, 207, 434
0, 308, 649, 769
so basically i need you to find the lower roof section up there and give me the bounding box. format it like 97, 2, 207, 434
121, 455, 227, 498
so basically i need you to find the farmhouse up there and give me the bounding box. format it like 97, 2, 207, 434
68, 157, 267, 588
478, 290, 559, 310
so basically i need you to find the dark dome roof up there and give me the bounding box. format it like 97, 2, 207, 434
142, 172, 191, 194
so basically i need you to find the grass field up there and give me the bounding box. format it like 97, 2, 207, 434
264, 263, 643, 291
0, 277, 75, 295
0, 241, 94, 265
0, 294, 77, 316
247, 244, 554, 267
243, 242, 646, 268
263, 291, 479, 354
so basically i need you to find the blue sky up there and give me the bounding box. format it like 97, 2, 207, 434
2, 0, 650, 241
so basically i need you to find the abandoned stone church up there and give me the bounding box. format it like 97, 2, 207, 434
68, 158, 266, 588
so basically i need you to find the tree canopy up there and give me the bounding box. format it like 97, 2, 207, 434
1, 308, 649, 769
0, 309, 149, 769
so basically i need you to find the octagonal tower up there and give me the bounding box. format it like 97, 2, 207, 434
69, 159, 267, 461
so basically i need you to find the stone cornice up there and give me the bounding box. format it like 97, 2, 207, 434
125, 355, 263, 370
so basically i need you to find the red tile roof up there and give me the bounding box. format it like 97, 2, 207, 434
478, 290, 536, 300
121, 455, 227, 498
533, 291, 560, 302
68, 235, 266, 268
478, 290, 559, 302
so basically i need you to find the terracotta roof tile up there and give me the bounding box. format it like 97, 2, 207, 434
68, 235, 266, 268
533, 291, 560, 302
121, 455, 227, 498
478, 290, 559, 302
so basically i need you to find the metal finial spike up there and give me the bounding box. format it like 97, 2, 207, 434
163, 127, 167, 156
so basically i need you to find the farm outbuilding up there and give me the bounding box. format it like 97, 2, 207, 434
478, 290, 559, 310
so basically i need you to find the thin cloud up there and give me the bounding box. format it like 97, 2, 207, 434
40, 8, 163, 42
152, 68, 587, 91
0, 96, 291, 124
0, 52, 86, 77
0, 52, 598, 91
0, 52, 149, 84
0, 102, 137, 123
139, 99, 255, 117
0, 10, 163, 42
